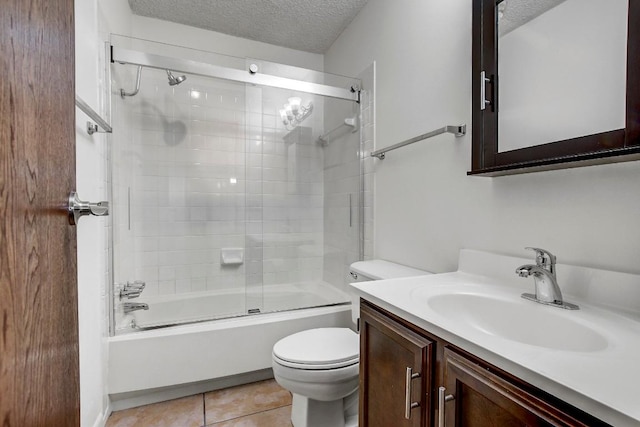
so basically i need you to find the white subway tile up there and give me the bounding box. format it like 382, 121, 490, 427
158, 280, 176, 295
158, 266, 176, 280
175, 278, 192, 294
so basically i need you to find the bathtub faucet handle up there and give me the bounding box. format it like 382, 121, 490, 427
119, 280, 146, 300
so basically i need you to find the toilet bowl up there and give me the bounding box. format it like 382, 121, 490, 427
272, 260, 430, 427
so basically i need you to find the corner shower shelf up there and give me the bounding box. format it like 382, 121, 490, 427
318, 117, 358, 144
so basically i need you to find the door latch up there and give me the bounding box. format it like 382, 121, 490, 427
68, 191, 109, 225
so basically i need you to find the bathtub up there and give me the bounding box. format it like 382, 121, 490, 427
108, 282, 353, 400
118, 281, 351, 330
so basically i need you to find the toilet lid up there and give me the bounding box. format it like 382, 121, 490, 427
273, 328, 359, 369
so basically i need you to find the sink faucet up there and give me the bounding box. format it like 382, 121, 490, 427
516, 247, 578, 310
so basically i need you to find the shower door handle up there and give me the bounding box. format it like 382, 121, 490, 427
68, 191, 109, 225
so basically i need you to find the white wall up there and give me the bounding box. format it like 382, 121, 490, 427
75, 1, 132, 426
324, 0, 640, 276
130, 16, 324, 72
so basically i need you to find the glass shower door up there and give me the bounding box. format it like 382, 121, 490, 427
243, 58, 362, 315
111, 63, 251, 331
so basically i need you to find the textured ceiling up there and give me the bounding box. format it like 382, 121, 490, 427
499, 0, 567, 36
128, 0, 369, 54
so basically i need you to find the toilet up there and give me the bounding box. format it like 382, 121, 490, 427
272, 260, 430, 427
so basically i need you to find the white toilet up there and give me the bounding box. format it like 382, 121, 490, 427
272, 260, 430, 427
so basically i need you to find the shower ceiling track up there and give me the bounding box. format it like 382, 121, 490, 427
111, 45, 359, 103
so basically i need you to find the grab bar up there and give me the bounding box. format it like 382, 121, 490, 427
370, 124, 466, 160
318, 117, 357, 144
75, 95, 113, 135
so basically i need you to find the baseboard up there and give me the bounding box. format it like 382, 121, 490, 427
109, 369, 274, 412
92, 401, 112, 427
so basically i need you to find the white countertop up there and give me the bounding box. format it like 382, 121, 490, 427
350, 250, 640, 427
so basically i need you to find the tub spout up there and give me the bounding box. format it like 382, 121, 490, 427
123, 302, 149, 314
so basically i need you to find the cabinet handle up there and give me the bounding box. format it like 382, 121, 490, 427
437, 386, 455, 427
404, 367, 421, 419
480, 71, 491, 110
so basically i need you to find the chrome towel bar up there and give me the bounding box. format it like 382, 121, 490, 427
371, 124, 466, 160
75, 95, 112, 135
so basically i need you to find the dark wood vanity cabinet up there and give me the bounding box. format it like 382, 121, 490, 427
359, 301, 610, 427
442, 348, 604, 427
359, 302, 434, 427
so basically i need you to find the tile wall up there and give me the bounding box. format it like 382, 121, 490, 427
111, 65, 346, 320
127, 70, 249, 298
113, 68, 248, 300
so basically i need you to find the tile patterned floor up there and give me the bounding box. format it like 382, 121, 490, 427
106, 379, 293, 427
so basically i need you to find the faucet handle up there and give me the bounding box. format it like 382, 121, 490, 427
525, 247, 556, 272
119, 280, 146, 300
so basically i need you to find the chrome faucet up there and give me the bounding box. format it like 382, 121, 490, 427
516, 247, 579, 310
119, 280, 146, 300
123, 302, 149, 314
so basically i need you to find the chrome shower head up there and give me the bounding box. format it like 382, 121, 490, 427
166, 70, 186, 86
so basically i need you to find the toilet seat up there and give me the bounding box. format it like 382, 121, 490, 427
273, 328, 359, 370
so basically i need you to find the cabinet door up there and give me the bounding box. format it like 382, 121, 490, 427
360, 303, 433, 427
441, 348, 606, 427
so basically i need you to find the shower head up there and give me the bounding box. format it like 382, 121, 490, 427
166, 70, 187, 86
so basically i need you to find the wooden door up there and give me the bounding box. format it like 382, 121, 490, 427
360, 303, 433, 427
0, 0, 79, 426
441, 348, 607, 427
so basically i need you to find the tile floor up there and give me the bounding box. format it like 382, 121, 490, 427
106, 379, 293, 427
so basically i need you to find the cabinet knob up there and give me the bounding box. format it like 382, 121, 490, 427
404, 367, 421, 419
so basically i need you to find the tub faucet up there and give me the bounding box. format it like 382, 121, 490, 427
516, 247, 579, 310
123, 302, 149, 314
119, 280, 146, 300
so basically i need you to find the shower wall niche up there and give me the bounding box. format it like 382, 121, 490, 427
109, 38, 363, 333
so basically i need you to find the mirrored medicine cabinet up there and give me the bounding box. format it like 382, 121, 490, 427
470, 0, 640, 176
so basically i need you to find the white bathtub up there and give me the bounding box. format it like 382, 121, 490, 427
118, 281, 351, 330
108, 283, 353, 399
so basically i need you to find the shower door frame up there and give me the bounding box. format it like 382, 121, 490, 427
110, 46, 360, 102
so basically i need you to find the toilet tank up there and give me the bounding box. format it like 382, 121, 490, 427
349, 260, 431, 327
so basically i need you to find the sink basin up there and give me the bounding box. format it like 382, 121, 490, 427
425, 292, 608, 352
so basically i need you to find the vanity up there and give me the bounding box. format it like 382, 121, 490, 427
350, 250, 640, 427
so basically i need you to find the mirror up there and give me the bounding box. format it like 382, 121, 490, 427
470, 0, 640, 176
498, 0, 627, 152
